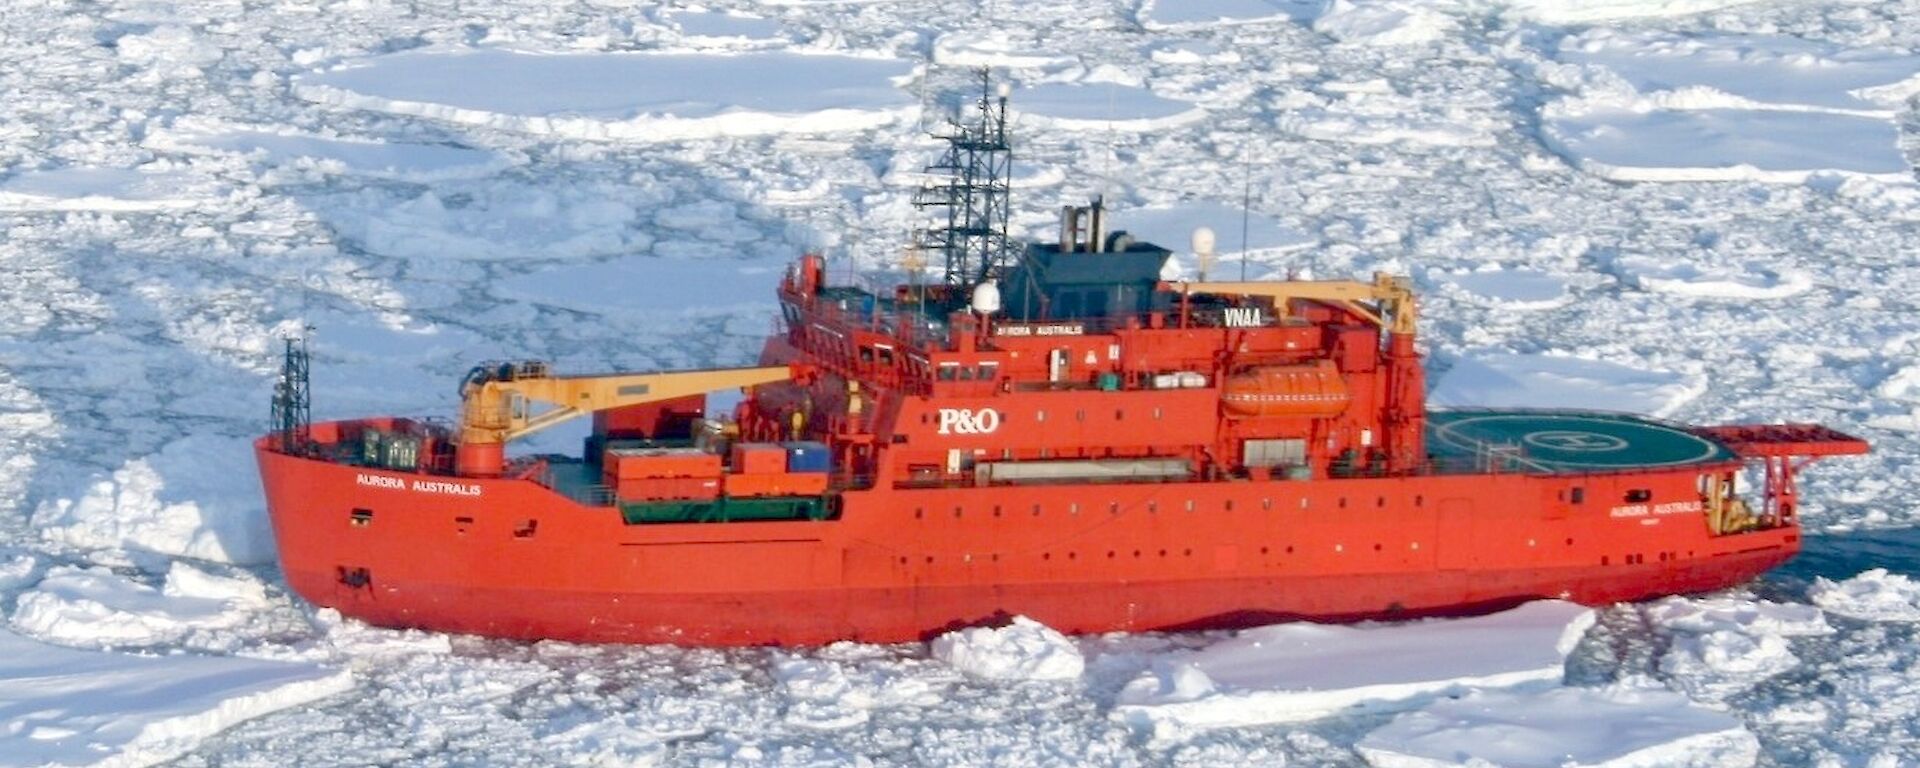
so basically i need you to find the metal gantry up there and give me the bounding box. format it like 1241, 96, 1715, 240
913, 69, 1016, 294
271, 333, 314, 454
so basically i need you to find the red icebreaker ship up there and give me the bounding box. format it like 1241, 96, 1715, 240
256, 80, 1866, 646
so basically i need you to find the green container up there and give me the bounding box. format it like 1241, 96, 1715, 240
619, 496, 827, 525
1097, 372, 1122, 391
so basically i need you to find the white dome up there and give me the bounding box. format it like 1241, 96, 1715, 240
971, 280, 1002, 315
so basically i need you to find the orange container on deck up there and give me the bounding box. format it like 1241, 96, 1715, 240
616, 476, 720, 502
723, 471, 829, 498
605, 448, 722, 481
731, 443, 788, 475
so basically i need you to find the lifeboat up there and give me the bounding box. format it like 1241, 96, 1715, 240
1222, 360, 1350, 417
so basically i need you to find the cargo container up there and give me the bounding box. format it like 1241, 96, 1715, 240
615, 476, 720, 502
724, 471, 828, 498
730, 443, 787, 475
783, 441, 831, 473
603, 447, 721, 481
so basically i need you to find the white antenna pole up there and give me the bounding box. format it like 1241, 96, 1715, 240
1240, 135, 1253, 281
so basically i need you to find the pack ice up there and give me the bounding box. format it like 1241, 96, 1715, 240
1112, 601, 1595, 741
0, 628, 350, 768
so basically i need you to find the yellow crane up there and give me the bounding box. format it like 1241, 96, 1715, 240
454, 361, 803, 475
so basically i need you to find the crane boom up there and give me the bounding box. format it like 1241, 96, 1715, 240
459, 362, 801, 448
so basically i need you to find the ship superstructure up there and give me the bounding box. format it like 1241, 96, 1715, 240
255, 76, 1866, 646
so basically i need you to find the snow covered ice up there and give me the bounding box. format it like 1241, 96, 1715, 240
1112, 601, 1595, 742
1354, 686, 1760, 768
1, 0, 1918, 764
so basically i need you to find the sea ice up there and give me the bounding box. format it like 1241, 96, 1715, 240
1013, 82, 1207, 132
1540, 107, 1910, 184
1537, 30, 1919, 183
10, 563, 272, 650
1312, 1, 1455, 46
0, 167, 210, 212
664, 11, 785, 43
929, 616, 1085, 682
32, 433, 275, 565
493, 255, 786, 317
932, 31, 1074, 69
296, 49, 917, 142
1556, 30, 1920, 117
1428, 353, 1703, 416
1499, 0, 1763, 23
1138, 0, 1324, 29
1605, 254, 1813, 299
1354, 686, 1760, 768
148, 126, 510, 182
1432, 268, 1570, 310
1115, 200, 1314, 273
1810, 568, 1920, 623
0, 627, 351, 768
1112, 601, 1594, 741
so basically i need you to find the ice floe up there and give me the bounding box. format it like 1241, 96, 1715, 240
1556, 30, 1920, 117
1541, 107, 1909, 184
1428, 353, 1703, 416
1139, 0, 1324, 30
1013, 82, 1207, 132
148, 126, 510, 182
663, 10, 785, 44
1538, 30, 1920, 183
1604, 253, 1814, 299
296, 48, 917, 142
10, 563, 275, 651
0, 167, 212, 212
1117, 200, 1314, 273
932, 31, 1075, 69
1500, 0, 1763, 23
1355, 686, 1760, 768
1431, 267, 1571, 310
494, 254, 786, 317
0, 627, 350, 768
930, 616, 1085, 682
312, 180, 653, 262
1313, 1, 1455, 46
1810, 569, 1920, 623
1112, 601, 1594, 741
32, 434, 274, 565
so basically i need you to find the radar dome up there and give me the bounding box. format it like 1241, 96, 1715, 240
971, 279, 1002, 315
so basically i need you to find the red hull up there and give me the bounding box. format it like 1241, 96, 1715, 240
260, 433, 1796, 646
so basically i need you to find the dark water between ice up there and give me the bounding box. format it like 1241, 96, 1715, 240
1763, 526, 1920, 598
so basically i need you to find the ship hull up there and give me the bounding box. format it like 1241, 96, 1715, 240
260, 433, 1795, 646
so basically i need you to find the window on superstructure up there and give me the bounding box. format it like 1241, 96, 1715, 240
859, 346, 875, 364
878, 348, 894, 366
977, 363, 998, 381
1625, 489, 1652, 503
957, 366, 974, 380
937, 364, 959, 381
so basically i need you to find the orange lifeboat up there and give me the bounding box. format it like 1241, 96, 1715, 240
1222, 360, 1350, 417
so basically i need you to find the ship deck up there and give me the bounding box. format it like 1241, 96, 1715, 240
1426, 410, 1737, 475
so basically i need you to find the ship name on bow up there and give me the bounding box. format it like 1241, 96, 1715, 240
356, 473, 483, 497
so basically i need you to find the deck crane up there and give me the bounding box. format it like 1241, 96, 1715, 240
455, 361, 809, 476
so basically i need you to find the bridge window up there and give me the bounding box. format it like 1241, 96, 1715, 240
1624, 489, 1653, 503
977, 363, 998, 380
936, 364, 959, 381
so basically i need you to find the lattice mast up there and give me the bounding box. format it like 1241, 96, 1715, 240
271, 333, 313, 453
913, 69, 1015, 296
